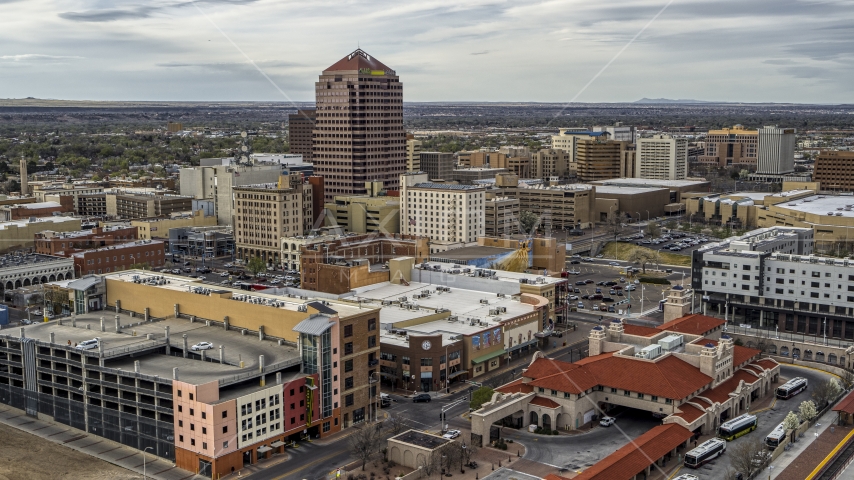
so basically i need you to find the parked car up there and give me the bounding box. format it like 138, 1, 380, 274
76, 339, 99, 350
602, 297, 614, 302
577, 302, 585, 309
592, 305, 600, 311
570, 260, 580, 264
191, 341, 214, 351
608, 261, 620, 266
585, 279, 594, 284
443, 430, 461, 439
575, 280, 586, 286
600, 416, 615, 427
595, 254, 604, 258
413, 393, 431, 403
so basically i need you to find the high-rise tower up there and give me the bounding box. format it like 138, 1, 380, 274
313, 49, 405, 202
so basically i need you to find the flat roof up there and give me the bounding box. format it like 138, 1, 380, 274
593, 185, 668, 195
4, 201, 62, 209
0, 216, 78, 229
102, 270, 369, 318
18, 315, 300, 387
773, 194, 854, 217
391, 430, 450, 450
71, 240, 164, 257
417, 261, 564, 285
0, 253, 70, 267
590, 178, 709, 188
431, 245, 513, 261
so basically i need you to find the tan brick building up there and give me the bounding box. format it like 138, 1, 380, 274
813, 150, 854, 192
698, 126, 758, 167
72, 240, 166, 276
34, 225, 139, 256
288, 109, 316, 162
575, 138, 630, 182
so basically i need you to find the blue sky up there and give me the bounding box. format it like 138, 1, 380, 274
1, 0, 853, 103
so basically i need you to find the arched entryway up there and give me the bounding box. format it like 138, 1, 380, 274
792, 348, 801, 358
768, 344, 778, 354
542, 414, 552, 430
780, 346, 789, 356
816, 352, 825, 363
555, 413, 563, 430
829, 353, 838, 364
49, 274, 56, 282
23, 278, 30, 286
40, 276, 47, 284
529, 411, 538, 426
804, 350, 813, 361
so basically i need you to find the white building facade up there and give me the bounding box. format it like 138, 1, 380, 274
757, 126, 796, 175
400, 173, 485, 246
636, 135, 688, 180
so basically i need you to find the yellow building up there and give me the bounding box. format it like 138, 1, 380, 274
0, 216, 82, 252
685, 188, 816, 229
405, 137, 421, 172
132, 209, 217, 240
323, 195, 400, 234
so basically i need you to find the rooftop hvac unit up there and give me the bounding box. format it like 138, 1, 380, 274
519, 278, 528, 284
498, 306, 507, 313
399, 296, 408, 302
489, 309, 498, 315
297, 305, 307, 312
480, 299, 489, 304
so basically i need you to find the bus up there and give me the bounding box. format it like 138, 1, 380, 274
765, 421, 787, 449
776, 377, 808, 399
718, 414, 758, 441
684, 438, 726, 468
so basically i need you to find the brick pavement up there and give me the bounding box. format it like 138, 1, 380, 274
775, 423, 853, 480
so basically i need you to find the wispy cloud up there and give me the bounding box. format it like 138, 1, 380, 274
470, 50, 489, 55
0, 54, 84, 62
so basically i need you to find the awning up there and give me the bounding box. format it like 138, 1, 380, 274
471, 349, 506, 365
257, 446, 272, 453
508, 339, 538, 353
270, 441, 285, 448
449, 370, 468, 379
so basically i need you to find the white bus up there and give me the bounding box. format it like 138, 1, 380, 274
684, 438, 726, 468
776, 377, 808, 399
718, 413, 758, 441
765, 421, 787, 449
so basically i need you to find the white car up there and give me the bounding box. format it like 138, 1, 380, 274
191, 342, 214, 351
599, 417, 616, 427
224, 263, 233, 268
442, 430, 461, 439
76, 339, 99, 351
673, 475, 699, 480
220, 272, 229, 277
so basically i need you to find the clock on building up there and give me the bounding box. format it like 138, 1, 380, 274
422, 340, 432, 350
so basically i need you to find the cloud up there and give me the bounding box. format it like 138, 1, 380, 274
763, 59, 798, 66
0, 54, 84, 62
470, 51, 489, 55
59, 7, 158, 22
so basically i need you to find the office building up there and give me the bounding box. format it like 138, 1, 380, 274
106, 193, 193, 220
636, 135, 688, 180
419, 152, 454, 180
233, 174, 313, 265
180, 162, 285, 226
575, 137, 630, 182
0, 199, 73, 221
72, 240, 166, 276
484, 196, 519, 237
313, 49, 405, 201
756, 126, 796, 175
288, 109, 316, 162
131, 209, 218, 240
34, 225, 139, 256
168, 226, 234, 258
813, 151, 854, 191
531, 149, 570, 180
0, 216, 82, 253
588, 178, 712, 204
323, 195, 400, 235
502, 181, 593, 230
451, 167, 509, 185
32, 183, 105, 210
399, 173, 485, 246
698, 125, 758, 167
468, 151, 530, 178
405, 136, 421, 172
592, 124, 636, 143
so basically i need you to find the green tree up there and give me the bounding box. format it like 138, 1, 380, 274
812, 378, 842, 409
469, 386, 495, 411
246, 257, 266, 277
645, 222, 661, 238
519, 210, 539, 235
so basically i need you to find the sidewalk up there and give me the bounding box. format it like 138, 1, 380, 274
770, 408, 843, 479
0, 405, 204, 480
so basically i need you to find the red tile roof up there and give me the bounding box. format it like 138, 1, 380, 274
733, 345, 761, 366
623, 324, 661, 337
833, 389, 854, 414
572, 424, 693, 480
524, 354, 712, 400
673, 403, 705, 423
658, 314, 725, 336
700, 369, 760, 404
529, 396, 561, 409
754, 358, 779, 371
495, 378, 533, 395
544, 475, 571, 480
325, 49, 393, 73
574, 351, 615, 365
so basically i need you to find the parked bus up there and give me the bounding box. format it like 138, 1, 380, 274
776, 377, 808, 399
765, 421, 787, 449
718, 414, 758, 441
684, 438, 726, 468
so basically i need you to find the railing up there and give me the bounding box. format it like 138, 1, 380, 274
725, 325, 854, 350
217, 357, 301, 386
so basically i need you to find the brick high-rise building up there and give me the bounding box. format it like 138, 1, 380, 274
698, 125, 758, 167
575, 137, 630, 182
288, 109, 316, 162
813, 150, 854, 192
313, 49, 405, 202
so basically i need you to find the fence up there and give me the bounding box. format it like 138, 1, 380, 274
725, 325, 854, 350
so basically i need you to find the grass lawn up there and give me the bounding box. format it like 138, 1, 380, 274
601, 242, 692, 267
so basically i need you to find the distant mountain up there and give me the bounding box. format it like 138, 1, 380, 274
634, 98, 714, 104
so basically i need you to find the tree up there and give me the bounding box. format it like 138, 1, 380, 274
840, 369, 854, 391
440, 443, 461, 475
129, 262, 151, 270
417, 451, 442, 479
627, 247, 659, 274
469, 386, 495, 411
385, 412, 408, 436
799, 399, 818, 426
645, 221, 661, 238
459, 441, 477, 468
519, 210, 539, 235
665, 220, 677, 231
727, 437, 770, 477
812, 378, 842, 409
246, 256, 266, 277
43, 287, 70, 315
783, 411, 800, 444
349, 424, 382, 471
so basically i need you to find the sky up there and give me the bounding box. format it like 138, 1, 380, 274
1, 0, 853, 104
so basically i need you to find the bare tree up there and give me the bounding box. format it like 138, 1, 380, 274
627, 247, 657, 274
417, 451, 442, 479
645, 221, 661, 238
460, 441, 477, 467
349, 424, 382, 471
841, 369, 854, 391
385, 412, 408, 436
43, 287, 70, 315
441, 443, 461, 475
728, 437, 770, 478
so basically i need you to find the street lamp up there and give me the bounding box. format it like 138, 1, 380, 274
369, 371, 381, 423
635, 211, 642, 235
142, 446, 153, 480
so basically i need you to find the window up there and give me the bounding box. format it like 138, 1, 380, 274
179, 435, 184, 442
345, 377, 354, 389
651, 396, 658, 402
368, 335, 376, 348
178, 420, 183, 427
201, 412, 206, 419
344, 325, 353, 337
420, 358, 433, 366
223, 441, 229, 449
344, 343, 353, 355
177, 390, 182, 397
223, 425, 228, 434
345, 394, 354, 407
368, 318, 376, 331
190, 424, 195, 431
222, 411, 228, 418
202, 427, 207, 434
191, 439, 196, 446
637, 393, 644, 399
665, 399, 672, 404
178, 405, 182, 412
344, 360, 353, 372
624, 390, 631, 396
